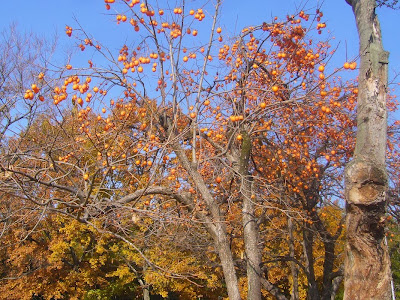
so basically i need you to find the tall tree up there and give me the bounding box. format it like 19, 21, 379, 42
3, 1, 398, 299
344, 0, 393, 298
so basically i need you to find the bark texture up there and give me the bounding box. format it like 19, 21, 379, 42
344, 0, 392, 299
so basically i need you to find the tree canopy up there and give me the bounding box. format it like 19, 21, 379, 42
0, 1, 399, 299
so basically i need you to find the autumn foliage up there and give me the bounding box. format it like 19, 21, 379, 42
0, 1, 399, 299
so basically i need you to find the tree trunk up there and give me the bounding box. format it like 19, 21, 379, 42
310, 209, 342, 300
321, 241, 335, 300
344, 0, 392, 299
214, 223, 243, 300
288, 217, 299, 300
243, 196, 261, 300
239, 132, 262, 300
141, 282, 150, 300
143, 288, 150, 300
172, 141, 242, 300
302, 224, 320, 300
330, 275, 343, 300
138, 278, 150, 300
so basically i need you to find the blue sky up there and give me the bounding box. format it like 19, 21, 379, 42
0, 1, 397, 67
0, 0, 398, 96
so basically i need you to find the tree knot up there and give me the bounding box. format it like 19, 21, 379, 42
345, 159, 387, 205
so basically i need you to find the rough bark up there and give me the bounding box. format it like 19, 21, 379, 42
344, 0, 392, 299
